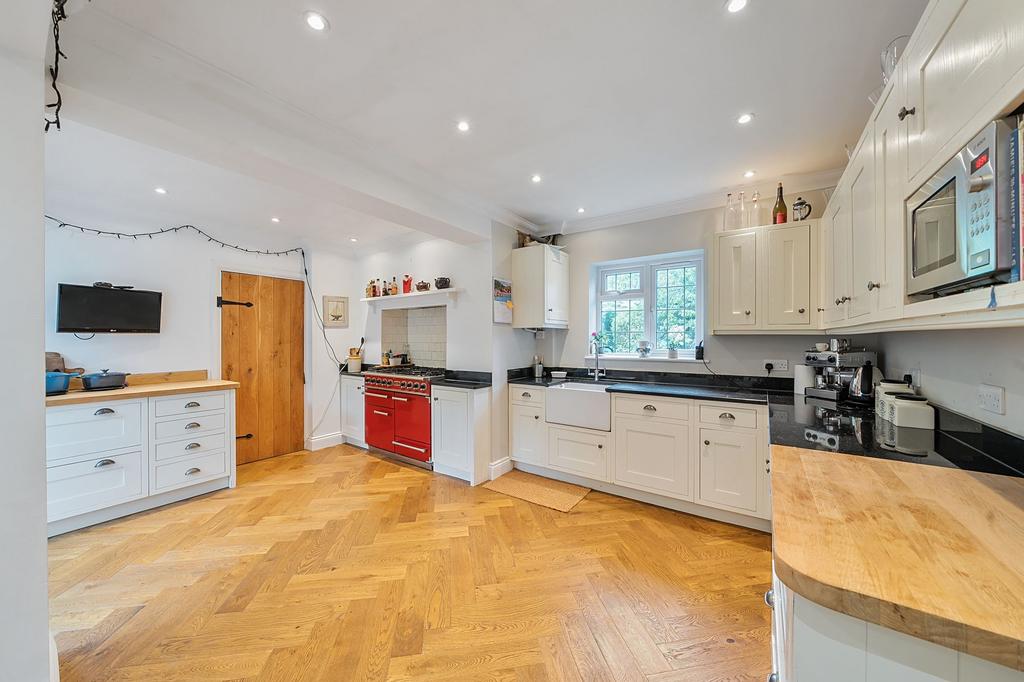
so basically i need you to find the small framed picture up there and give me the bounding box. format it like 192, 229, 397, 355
323, 296, 349, 328
493, 278, 512, 324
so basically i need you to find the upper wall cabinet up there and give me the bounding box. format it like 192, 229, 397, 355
512, 244, 570, 329
712, 221, 820, 334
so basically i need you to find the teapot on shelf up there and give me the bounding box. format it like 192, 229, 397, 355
792, 197, 812, 221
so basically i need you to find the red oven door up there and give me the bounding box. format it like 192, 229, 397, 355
391, 393, 431, 462
364, 390, 395, 452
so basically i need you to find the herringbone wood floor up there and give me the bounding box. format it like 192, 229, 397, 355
48, 445, 773, 681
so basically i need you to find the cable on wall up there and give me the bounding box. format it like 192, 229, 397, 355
45, 214, 344, 367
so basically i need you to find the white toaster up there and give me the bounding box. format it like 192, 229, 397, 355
888, 394, 935, 429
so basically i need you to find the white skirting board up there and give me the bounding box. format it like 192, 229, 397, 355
489, 456, 514, 480
307, 431, 345, 451
47, 477, 230, 537
341, 435, 368, 450
513, 462, 771, 533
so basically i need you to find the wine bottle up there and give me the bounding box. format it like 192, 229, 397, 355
773, 182, 787, 224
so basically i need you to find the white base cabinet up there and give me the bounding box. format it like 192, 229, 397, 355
340, 374, 366, 447
45, 389, 236, 536
508, 387, 770, 527
431, 385, 491, 485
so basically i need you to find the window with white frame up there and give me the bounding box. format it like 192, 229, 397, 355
593, 252, 703, 357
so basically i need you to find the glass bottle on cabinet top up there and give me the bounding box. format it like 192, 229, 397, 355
748, 190, 764, 226
737, 191, 748, 228
723, 193, 741, 230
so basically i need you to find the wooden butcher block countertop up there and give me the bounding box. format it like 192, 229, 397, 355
46, 380, 239, 407
771, 444, 1024, 671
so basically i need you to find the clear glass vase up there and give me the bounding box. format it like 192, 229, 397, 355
723, 193, 740, 230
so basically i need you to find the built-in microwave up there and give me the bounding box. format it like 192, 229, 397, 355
906, 119, 1015, 297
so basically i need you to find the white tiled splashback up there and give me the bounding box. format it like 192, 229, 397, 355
381, 306, 447, 368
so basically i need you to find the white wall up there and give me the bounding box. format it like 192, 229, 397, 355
491, 222, 540, 464
2, 3, 53, 679
45, 226, 355, 450
879, 328, 1024, 437
537, 190, 831, 377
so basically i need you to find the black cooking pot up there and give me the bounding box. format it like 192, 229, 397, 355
80, 369, 129, 391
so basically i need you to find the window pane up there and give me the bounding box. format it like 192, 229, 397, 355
654, 265, 698, 350
599, 296, 645, 353
604, 274, 616, 291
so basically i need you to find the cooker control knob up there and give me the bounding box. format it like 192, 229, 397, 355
420, 383, 427, 390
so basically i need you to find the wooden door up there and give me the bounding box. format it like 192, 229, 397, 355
220, 271, 304, 464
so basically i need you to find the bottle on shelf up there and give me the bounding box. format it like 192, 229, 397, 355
773, 182, 788, 224
723, 193, 740, 230
738, 191, 748, 228
749, 190, 764, 226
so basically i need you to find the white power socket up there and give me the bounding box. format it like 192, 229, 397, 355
764, 359, 789, 373
978, 384, 1005, 415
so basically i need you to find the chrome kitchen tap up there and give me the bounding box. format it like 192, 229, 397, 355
588, 337, 610, 381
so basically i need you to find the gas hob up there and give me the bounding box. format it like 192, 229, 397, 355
363, 366, 444, 395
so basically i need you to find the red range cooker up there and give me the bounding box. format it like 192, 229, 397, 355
363, 366, 443, 468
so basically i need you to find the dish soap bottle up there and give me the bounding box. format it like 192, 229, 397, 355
533, 355, 544, 379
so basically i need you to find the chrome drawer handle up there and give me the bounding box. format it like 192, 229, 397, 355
365, 392, 389, 399
392, 440, 427, 453
94, 408, 115, 416
719, 412, 736, 420
391, 395, 409, 402
521, 392, 532, 398
184, 401, 201, 408
867, 281, 880, 291
185, 467, 201, 476
94, 458, 116, 468
185, 442, 202, 450
185, 422, 202, 430
642, 404, 657, 412
373, 410, 389, 416
764, 589, 775, 609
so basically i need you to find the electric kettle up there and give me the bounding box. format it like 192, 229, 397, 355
849, 360, 881, 403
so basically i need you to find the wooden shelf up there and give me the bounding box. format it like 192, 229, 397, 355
360, 288, 463, 306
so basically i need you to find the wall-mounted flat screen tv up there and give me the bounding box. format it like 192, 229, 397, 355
56, 283, 162, 333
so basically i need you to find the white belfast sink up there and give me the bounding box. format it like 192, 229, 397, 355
545, 382, 611, 431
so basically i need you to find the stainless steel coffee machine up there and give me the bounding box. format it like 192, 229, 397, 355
802, 340, 878, 404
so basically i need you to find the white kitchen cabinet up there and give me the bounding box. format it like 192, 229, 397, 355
697, 427, 760, 514
766, 224, 812, 326
432, 385, 491, 484
822, 185, 851, 326
46, 399, 144, 463
613, 416, 690, 498
871, 69, 908, 321
847, 129, 878, 322
511, 244, 570, 329
715, 230, 758, 327
340, 374, 365, 447
548, 424, 610, 481
510, 403, 547, 466
46, 451, 146, 522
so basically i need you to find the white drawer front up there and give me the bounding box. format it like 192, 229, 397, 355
155, 413, 226, 441
47, 451, 145, 522
154, 432, 228, 462
154, 392, 226, 418
510, 386, 545, 406
614, 395, 690, 421
46, 400, 144, 462
699, 403, 759, 430
548, 425, 609, 481
153, 450, 228, 492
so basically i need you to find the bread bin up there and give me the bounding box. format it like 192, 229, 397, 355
889, 394, 935, 429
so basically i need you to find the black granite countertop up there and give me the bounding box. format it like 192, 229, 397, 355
509, 375, 774, 405
431, 378, 491, 390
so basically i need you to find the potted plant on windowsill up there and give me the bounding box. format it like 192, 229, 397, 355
666, 338, 681, 359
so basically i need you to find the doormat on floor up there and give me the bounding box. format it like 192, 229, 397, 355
483, 470, 590, 512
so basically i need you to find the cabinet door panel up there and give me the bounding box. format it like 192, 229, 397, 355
698, 428, 758, 512
47, 451, 145, 522
548, 426, 609, 481
848, 134, 878, 321
873, 75, 907, 318
544, 249, 570, 325
341, 378, 365, 442
613, 417, 689, 498
510, 404, 547, 465
431, 388, 470, 472
767, 225, 811, 325
716, 231, 757, 326
824, 188, 851, 325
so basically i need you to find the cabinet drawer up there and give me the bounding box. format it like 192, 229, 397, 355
154, 432, 228, 461
614, 395, 690, 421
699, 404, 759, 429
46, 400, 144, 462
548, 425, 609, 481
153, 450, 228, 492
153, 392, 226, 418
511, 386, 545, 406
47, 451, 145, 522
154, 413, 226, 441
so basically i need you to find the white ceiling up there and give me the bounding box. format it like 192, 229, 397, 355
53, 0, 928, 238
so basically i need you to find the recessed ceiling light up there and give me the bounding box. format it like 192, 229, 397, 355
271, 217, 281, 223
737, 112, 754, 125
531, 174, 542, 184
349, 237, 358, 243
304, 11, 329, 31
744, 170, 756, 178
154, 187, 167, 194
456, 120, 470, 133
577, 207, 586, 214
726, 0, 748, 13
